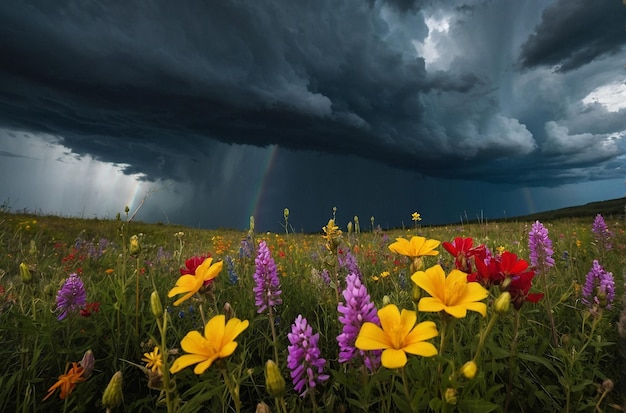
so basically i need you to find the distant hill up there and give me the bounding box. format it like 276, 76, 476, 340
503, 197, 626, 222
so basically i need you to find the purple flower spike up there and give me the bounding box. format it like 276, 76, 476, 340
55, 273, 87, 320
592, 214, 613, 251
337, 273, 381, 370
253, 241, 282, 314
287, 315, 329, 397
338, 250, 362, 280
528, 221, 555, 273
582, 260, 615, 310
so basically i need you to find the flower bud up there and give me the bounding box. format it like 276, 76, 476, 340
347, 222, 353, 234
410, 257, 423, 273
79, 349, 95, 379
283, 208, 289, 219
444, 388, 458, 405
129, 235, 141, 256
460, 360, 477, 379
264, 359, 285, 397
150, 291, 163, 319
494, 292, 511, 314
223, 302, 234, 321
411, 282, 421, 305
256, 401, 272, 413
102, 371, 123, 409
601, 378, 614, 393
19, 263, 32, 284
382, 295, 391, 306
500, 276, 512, 291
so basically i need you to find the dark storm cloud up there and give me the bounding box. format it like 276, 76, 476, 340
518, 0, 626, 72
0, 0, 624, 192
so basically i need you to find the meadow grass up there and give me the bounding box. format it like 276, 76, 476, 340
0, 209, 624, 412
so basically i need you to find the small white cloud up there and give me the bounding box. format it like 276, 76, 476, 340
582, 81, 626, 113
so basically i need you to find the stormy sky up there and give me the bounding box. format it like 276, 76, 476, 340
1, 0, 625, 232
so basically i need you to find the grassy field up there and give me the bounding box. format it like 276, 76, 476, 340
0, 204, 625, 412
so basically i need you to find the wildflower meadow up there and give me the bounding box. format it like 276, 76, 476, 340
1, 206, 625, 412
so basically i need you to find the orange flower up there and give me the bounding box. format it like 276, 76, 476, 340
43, 362, 86, 401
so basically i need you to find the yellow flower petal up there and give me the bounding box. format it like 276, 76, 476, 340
180, 331, 208, 355
377, 304, 402, 335
418, 297, 446, 313
170, 354, 208, 374
389, 238, 411, 256
205, 315, 226, 342
218, 341, 238, 359
405, 320, 438, 344
462, 302, 487, 317
443, 305, 467, 318
403, 341, 438, 357
223, 318, 250, 344
355, 322, 391, 350
381, 348, 408, 369
193, 356, 218, 375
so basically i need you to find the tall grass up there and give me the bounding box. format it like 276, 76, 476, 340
0, 210, 624, 412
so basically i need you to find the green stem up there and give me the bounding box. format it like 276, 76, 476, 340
268, 305, 280, 366
157, 312, 177, 413
539, 269, 558, 347
504, 310, 520, 413
400, 367, 415, 413
472, 312, 499, 363
221, 367, 241, 413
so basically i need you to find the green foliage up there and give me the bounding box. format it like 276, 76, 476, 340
0, 210, 624, 412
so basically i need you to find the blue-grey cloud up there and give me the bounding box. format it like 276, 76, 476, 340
518, 0, 626, 72
0, 0, 624, 197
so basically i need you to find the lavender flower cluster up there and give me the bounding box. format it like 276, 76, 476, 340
582, 260, 615, 310
337, 273, 380, 370
528, 221, 555, 272
287, 315, 329, 397
253, 241, 282, 314
592, 214, 613, 251
55, 273, 87, 320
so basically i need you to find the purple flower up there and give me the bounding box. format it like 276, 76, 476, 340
253, 241, 282, 314
337, 273, 381, 370
528, 221, 555, 273
582, 260, 615, 310
592, 214, 613, 251
55, 273, 87, 320
287, 315, 329, 397
338, 249, 362, 280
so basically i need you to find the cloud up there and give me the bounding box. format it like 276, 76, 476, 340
518, 0, 626, 72
0, 0, 624, 198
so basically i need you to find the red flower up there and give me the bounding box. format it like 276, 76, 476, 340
442, 237, 485, 273
180, 255, 211, 276
80, 302, 100, 317
508, 272, 544, 310
468, 249, 502, 288
180, 255, 215, 287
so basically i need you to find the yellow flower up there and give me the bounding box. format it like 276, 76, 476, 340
170, 315, 249, 375
411, 212, 422, 222
576, 240, 582, 248
43, 362, 86, 401
142, 346, 163, 374
412, 265, 488, 318
168, 257, 222, 306
388, 236, 440, 259
460, 360, 477, 379
380, 271, 390, 278
355, 304, 438, 369
496, 245, 505, 254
